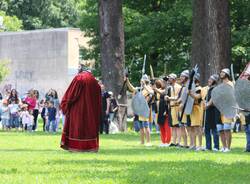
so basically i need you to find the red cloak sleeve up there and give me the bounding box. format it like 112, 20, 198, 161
61, 76, 83, 115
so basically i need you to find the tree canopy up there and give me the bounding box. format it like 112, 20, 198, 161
0, 11, 22, 31
79, 0, 250, 84
0, 0, 249, 84
0, 0, 80, 30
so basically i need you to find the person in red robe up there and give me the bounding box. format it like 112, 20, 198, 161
60, 60, 102, 152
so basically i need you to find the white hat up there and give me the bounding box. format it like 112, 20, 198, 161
141, 74, 150, 82
79, 60, 95, 69
221, 68, 230, 76
209, 74, 219, 82
180, 70, 189, 78
168, 73, 177, 80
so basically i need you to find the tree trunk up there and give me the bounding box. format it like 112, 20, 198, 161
99, 0, 127, 131
191, 0, 231, 85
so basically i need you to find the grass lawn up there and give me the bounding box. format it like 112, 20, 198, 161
0, 127, 249, 184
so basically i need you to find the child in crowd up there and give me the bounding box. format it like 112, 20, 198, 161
8, 100, 20, 131
1, 99, 10, 131
20, 105, 34, 132
46, 101, 57, 132
41, 101, 48, 132
27, 110, 34, 131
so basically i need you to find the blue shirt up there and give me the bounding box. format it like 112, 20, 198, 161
48, 107, 57, 121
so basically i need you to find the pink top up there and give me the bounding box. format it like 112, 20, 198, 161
24, 97, 36, 111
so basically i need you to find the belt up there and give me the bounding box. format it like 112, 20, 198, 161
170, 105, 179, 107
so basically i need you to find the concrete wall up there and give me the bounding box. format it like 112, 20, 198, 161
0, 28, 87, 99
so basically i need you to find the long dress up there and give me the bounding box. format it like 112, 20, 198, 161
60, 71, 102, 152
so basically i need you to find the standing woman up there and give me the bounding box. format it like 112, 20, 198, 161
24, 90, 36, 130
8, 89, 20, 105
8, 89, 21, 130
51, 90, 60, 131
32, 90, 40, 131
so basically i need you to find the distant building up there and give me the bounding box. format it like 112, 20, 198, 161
0, 28, 90, 98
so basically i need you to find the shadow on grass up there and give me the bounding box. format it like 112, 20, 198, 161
14, 159, 250, 184
0, 130, 61, 136
0, 148, 59, 152
0, 146, 248, 156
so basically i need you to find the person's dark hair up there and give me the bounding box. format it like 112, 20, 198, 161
52, 90, 58, 99
212, 80, 217, 86
155, 80, 163, 89
195, 79, 200, 84
34, 90, 39, 99
8, 89, 19, 104
225, 73, 230, 79
78, 64, 84, 74
163, 76, 169, 82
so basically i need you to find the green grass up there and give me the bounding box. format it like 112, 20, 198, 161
0, 127, 250, 184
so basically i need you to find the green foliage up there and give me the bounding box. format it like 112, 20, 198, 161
0, 129, 249, 184
79, 0, 250, 83
231, 0, 250, 73
0, 59, 10, 82
125, 1, 192, 84
79, 1, 192, 84
78, 1, 101, 77
0, 11, 22, 31
1, 0, 249, 80
0, 0, 80, 30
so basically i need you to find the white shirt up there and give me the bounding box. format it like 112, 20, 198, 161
8, 104, 19, 114
1, 106, 10, 119
20, 111, 33, 126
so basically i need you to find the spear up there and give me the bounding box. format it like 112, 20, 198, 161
118, 57, 135, 99
142, 54, 147, 77
140, 54, 147, 89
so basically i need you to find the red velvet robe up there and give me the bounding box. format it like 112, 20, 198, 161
60, 71, 102, 152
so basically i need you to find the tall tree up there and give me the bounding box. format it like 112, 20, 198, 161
99, 0, 126, 131
192, 0, 231, 84
80, 1, 192, 85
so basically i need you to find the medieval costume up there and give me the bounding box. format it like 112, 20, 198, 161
168, 78, 182, 127
126, 74, 153, 146
235, 62, 250, 152
166, 73, 182, 146
176, 70, 190, 148
153, 79, 171, 147
203, 74, 220, 151
212, 68, 234, 153
185, 73, 203, 150
60, 61, 102, 152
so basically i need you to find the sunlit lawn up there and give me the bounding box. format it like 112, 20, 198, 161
0, 125, 249, 184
